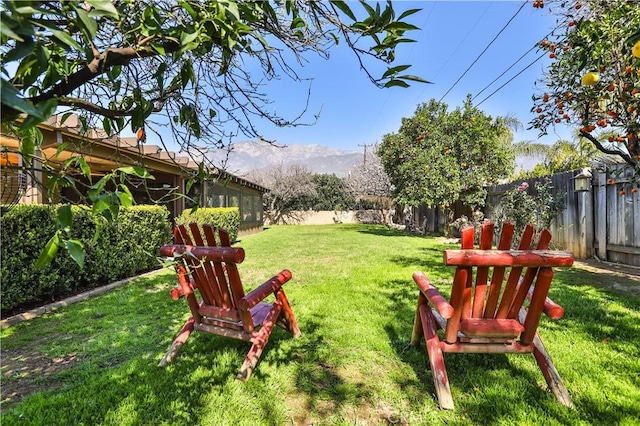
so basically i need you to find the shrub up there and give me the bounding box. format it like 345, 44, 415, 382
175, 207, 240, 243
451, 210, 486, 241
492, 178, 565, 245
0, 205, 171, 313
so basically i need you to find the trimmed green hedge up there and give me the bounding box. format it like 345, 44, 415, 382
0, 204, 171, 313
175, 207, 240, 243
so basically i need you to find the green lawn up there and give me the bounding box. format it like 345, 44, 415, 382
1, 224, 639, 425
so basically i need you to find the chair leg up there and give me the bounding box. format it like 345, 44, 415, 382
532, 332, 574, 408
159, 317, 195, 367
237, 304, 282, 381
411, 293, 427, 346
419, 304, 454, 410
275, 289, 301, 338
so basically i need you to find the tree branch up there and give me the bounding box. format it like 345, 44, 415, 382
28, 43, 179, 106
579, 130, 634, 166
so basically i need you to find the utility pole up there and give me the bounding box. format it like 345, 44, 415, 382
358, 143, 372, 165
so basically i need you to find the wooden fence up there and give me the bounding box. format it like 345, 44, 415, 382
405, 165, 640, 267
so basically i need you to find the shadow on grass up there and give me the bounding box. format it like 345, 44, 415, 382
0, 272, 299, 425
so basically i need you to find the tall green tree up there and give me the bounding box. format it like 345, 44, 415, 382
309, 174, 355, 211
530, 0, 640, 183
378, 96, 515, 224
514, 138, 598, 178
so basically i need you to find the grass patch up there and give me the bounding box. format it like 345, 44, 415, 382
1, 224, 639, 425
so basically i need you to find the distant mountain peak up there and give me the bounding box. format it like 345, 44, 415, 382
207, 140, 363, 177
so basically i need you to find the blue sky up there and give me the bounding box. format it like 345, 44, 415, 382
242, 1, 574, 153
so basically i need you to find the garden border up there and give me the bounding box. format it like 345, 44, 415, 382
1, 268, 168, 329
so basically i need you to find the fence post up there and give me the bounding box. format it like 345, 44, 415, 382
595, 169, 607, 261
578, 181, 594, 259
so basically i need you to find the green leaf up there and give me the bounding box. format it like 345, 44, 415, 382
73, 6, 98, 39
180, 31, 199, 48
77, 156, 92, 181
0, 21, 24, 42
117, 166, 155, 179
117, 189, 133, 207
397, 74, 431, 84
384, 79, 410, 88
20, 98, 57, 130
86, 0, 120, 19
382, 64, 411, 79
290, 17, 305, 29
0, 78, 39, 116
66, 239, 85, 268
19, 128, 36, 168
384, 22, 419, 31
57, 204, 73, 231
35, 232, 60, 269
42, 24, 83, 51
151, 43, 165, 55
92, 195, 111, 216
398, 8, 421, 20
3, 37, 35, 62
330, 1, 357, 21
55, 142, 69, 158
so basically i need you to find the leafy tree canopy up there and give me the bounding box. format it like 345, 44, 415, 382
309, 174, 355, 211
378, 96, 515, 212
514, 138, 597, 178
530, 0, 640, 181
1, 0, 426, 148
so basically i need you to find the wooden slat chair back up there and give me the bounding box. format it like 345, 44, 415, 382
411, 221, 574, 410
159, 223, 301, 380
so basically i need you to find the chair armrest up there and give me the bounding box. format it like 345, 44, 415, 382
238, 269, 292, 311
526, 287, 565, 320
413, 271, 454, 319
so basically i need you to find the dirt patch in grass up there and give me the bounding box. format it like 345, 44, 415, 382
1, 343, 78, 410
573, 259, 640, 296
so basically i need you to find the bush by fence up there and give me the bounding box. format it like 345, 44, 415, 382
175, 207, 240, 243
0, 204, 171, 313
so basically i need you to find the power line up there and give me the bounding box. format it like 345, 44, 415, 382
438, 1, 528, 103
471, 21, 566, 103
475, 52, 546, 107
432, 2, 493, 82
470, 45, 537, 102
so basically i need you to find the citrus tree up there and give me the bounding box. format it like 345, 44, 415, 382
377, 96, 515, 228
530, 0, 640, 186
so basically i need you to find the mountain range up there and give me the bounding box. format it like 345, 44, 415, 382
204, 140, 540, 180
206, 140, 364, 178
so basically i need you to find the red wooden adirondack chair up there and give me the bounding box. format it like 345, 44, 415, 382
411, 221, 574, 410
159, 223, 301, 380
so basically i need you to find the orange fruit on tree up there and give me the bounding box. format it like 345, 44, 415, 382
634, 41, 640, 58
